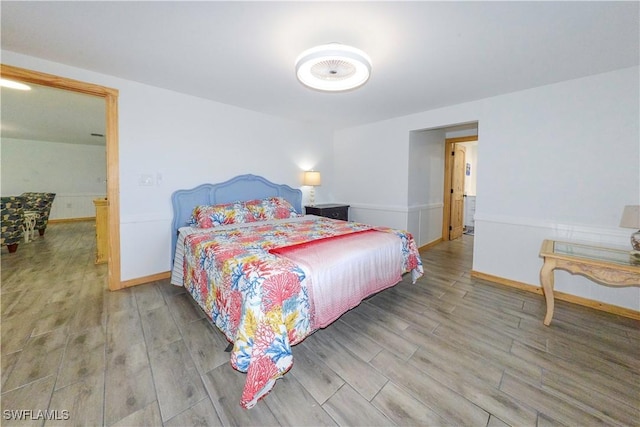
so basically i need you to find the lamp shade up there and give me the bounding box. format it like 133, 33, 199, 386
619, 205, 640, 229
303, 171, 321, 186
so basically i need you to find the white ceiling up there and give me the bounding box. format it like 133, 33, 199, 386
1, 1, 638, 141
1, 83, 106, 146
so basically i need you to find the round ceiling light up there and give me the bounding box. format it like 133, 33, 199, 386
295, 43, 371, 92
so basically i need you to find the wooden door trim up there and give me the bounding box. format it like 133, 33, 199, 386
1, 64, 122, 291
442, 136, 477, 241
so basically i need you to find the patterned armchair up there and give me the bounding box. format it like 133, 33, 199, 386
20, 192, 56, 236
1, 196, 25, 253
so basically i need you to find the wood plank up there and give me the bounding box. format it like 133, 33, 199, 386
371, 381, 450, 426
165, 292, 205, 333
104, 286, 138, 315
406, 349, 538, 426
301, 331, 387, 401
289, 341, 345, 405
367, 292, 442, 332
179, 318, 230, 375
370, 350, 490, 426
110, 401, 164, 427
357, 300, 412, 332
30, 295, 77, 336
1, 289, 26, 316
0, 375, 56, 427
0, 314, 34, 355
133, 283, 166, 312
499, 372, 615, 426
201, 364, 279, 426
322, 318, 383, 362
402, 326, 542, 382
339, 308, 419, 361
264, 374, 337, 426
164, 398, 223, 427
68, 293, 105, 334
149, 340, 208, 422
105, 308, 145, 356
322, 384, 392, 426
155, 279, 186, 300
510, 341, 638, 409
3, 328, 67, 392
409, 335, 504, 388
47, 373, 105, 427
540, 369, 639, 426
140, 305, 182, 354
520, 316, 639, 368
1, 350, 20, 390
56, 326, 106, 390
545, 335, 639, 385
104, 342, 156, 426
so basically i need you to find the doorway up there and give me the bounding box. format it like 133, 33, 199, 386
0, 64, 122, 290
442, 135, 478, 241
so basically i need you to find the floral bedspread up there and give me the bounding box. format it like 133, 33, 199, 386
180, 217, 423, 408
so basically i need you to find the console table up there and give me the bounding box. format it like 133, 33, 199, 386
539, 239, 640, 325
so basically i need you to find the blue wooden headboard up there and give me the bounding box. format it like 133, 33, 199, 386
171, 174, 303, 262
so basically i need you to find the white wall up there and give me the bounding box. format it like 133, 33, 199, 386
2, 51, 334, 281
1, 138, 107, 219
335, 66, 640, 311
408, 129, 445, 246
333, 120, 412, 231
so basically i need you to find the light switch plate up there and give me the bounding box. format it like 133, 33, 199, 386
139, 174, 154, 186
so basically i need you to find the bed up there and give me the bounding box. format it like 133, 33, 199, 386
170, 174, 423, 408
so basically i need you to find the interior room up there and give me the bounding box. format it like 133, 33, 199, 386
1, 2, 638, 426
1, 83, 107, 219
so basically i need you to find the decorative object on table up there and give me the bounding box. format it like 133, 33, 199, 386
302, 170, 321, 206
23, 211, 39, 242
1, 196, 25, 253
619, 205, 640, 258
295, 43, 371, 92
20, 192, 56, 236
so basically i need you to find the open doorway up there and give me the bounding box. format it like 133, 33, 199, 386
443, 135, 478, 241
0, 64, 122, 290
1, 82, 107, 222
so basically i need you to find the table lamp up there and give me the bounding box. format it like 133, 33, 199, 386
303, 171, 321, 206
619, 205, 640, 257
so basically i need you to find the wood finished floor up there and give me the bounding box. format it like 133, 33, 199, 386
1, 221, 638, 426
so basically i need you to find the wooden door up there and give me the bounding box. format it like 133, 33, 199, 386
449, 145, 466, 240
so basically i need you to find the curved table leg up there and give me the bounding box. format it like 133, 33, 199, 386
540, 258, 556, 326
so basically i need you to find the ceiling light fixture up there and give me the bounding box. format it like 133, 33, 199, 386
0, 79, 31, 91
295, 43, 371, 92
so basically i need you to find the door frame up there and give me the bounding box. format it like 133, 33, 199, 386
1, 64, 122, 291
442, 135, 477, 241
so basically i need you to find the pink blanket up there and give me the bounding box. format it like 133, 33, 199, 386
271, 230, 403, 328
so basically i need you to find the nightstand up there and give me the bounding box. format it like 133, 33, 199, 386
305, 204, 349, 221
